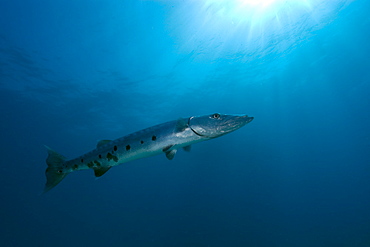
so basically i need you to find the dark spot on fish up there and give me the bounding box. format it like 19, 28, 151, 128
106, 152, 118, 162
152, 135, 157, 141
73, 164, 78, 170
106, 153, 112, 160
58, 170, 63, 173
81, 159, 84, 163
140, 140, 144, 144
99, 154, 102, 159
94, 160, 101, 167
126, 145, 131, 151
114, 145, 117, 151
87, 162, 94, 168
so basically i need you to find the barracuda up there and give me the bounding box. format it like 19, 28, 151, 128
44, 113, 254, 193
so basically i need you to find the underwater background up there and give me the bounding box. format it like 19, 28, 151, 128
0, 0, 369, 246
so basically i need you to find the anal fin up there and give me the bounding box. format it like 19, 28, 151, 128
93, 166, 111, 177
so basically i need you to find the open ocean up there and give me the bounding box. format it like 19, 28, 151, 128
1, 0, 369, 246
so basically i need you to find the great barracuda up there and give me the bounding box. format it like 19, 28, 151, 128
44, 113, 254, 193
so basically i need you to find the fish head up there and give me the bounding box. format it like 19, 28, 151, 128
189, 113, 254, 138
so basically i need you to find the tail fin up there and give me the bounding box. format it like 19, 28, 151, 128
44, 146, 69, 193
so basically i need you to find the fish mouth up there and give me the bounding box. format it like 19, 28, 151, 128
217, 115, 253, 134
188, 114, 254, 138
228, 115, 254, 127
244, 116, 254, 124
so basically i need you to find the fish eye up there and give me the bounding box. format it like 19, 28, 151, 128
212, 113, 221, 119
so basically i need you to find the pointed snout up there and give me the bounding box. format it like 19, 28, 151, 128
245, 116, 254, 123
225, 114, 254, 133
238, 115, 254, 124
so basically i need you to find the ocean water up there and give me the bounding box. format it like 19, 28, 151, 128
1, 0, 369, 246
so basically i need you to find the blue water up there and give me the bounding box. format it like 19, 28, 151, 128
1, 0, 369, 246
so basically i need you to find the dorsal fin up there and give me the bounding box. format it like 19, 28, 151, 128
175, 118, 188, 132
93, 166, 111, 177
97, 140, 112, 148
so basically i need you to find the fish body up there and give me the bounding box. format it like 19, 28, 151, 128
44, 113, 254, 193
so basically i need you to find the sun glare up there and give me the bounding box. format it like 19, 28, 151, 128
237, 0, 278, 8
168, 0, 348, 60
203, 0, 312, 25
